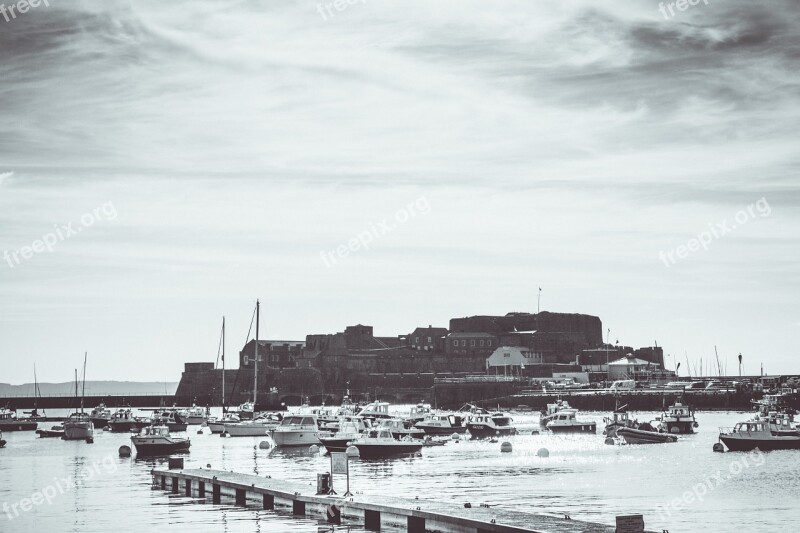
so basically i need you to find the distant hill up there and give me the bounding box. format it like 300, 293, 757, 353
0, 381, 178, 396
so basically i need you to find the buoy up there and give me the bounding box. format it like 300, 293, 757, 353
118, 445, 132, 457
196, 429, 203, 435
451, 433, 461, 441
85, 437, 94, 444
259, 440, 271, 449
694, 421, 700, 428
346, 445, 360, 458
309, 444, 320, 453
206, 463, 211, 468
530, 429, 539, 435
536, 447, 549, 458
605, 437, 615, 446
712, 443, 725, 453
500, 442, 512, 453
464, 502, 472, 508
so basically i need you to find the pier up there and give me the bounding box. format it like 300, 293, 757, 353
151, 466, 655, 532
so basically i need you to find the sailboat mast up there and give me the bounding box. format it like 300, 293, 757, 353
254, 300, 259, 408
81, 351, 87, 412
222, 316, 226, 411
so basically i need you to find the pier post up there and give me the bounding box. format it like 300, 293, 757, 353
198, 481, 205, 498
212, 484, 221, 504
185, 479, 192, 497
327, 502, 341, 524
160, 475, 166, 491
364, 509, 381, 530
408, 516, 425, 533
293, 500, 305, 515
171, 477, 178, 494
263, 494, 274, 510
235, 489, 246, 506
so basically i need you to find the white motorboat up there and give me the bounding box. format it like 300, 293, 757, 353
89, 403, 112, 428
356, 401, 392, 421
540, 399, 572, 426
466, 412, 516, 439
223, 413, 283, 437
182, 404, 208, 425
545, 409, 596, 433
131, 425, 191, 456
406, 402, 433, 425
269, 414, 331, 447
659, 402, 698, 434
377, 418, 425, 440
350, 428, 423, 459
414, 413, 468, 435
207, 412, 240, 434
319, 416, 372, 452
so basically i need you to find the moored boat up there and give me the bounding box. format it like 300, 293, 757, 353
539, 399, 572, 427
467, 412, 517, 439
415, 413, 468, 435
90, 403, 113, 428
108, 409, 150, 432
63, 412, 94, 441
182, 404, 209, 425
719, 413, 800, 451
356, 401, 392, 422
659, 402, 698, 434
207, 412, 241, 434
269, 414, 330, 447
618, 424, 678, 445
603, 405, 638, 438
0, 408, 38, 432
319, 417, 372, 452
223, 413, 282, 437
376, 418, 424, 440
36, 424, 66, 438
545, 409, 596, 433
351, 428, 423, 459
131, 425, 191, 456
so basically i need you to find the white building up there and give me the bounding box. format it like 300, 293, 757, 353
607, 355, 659, 380
486, 346, 543, 374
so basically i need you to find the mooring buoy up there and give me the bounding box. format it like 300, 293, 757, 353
346, 445, 360, 458
309, 444, 320, 453
118, 445, 131, 457
259, 440, 271, 449
537, 447, 549, 457
500, 442, 513, 453
605, 437, 615, 445
712, 443, 725, 453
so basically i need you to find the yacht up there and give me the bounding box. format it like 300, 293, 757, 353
131, 425, 191, 456
539, 399, 572, 427
63, 412, 94, 441
0, 408, 38, 432
659, 402, 698, 434
414, 413, 468, 435
466, 411, 516, 439
108, 409, 150, 432
89, 403, 113, 429
269, 414, 330, 447
319, 416, 372, 452
207, 412, 241, 434
223, 413, 283, 437
545, 409, 596, 433
377, 418, 425, 440
719, 412, 800, 451
350, 428, 423, 459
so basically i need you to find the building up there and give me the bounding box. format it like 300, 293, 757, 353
408, 326, 448, 353
239, 339, 305, 369
486, 346, 544, 374
608, 355, 660, 380
445, 332, 497, 357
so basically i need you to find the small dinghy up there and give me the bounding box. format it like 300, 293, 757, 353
617, 423, 678, 445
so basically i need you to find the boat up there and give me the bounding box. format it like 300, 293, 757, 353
350, 428, 423, 459
356, 401, 392, 422
150, 408, 187, 432
618, 423, 678, 444
603, 404, 638, 438
0, 430, 5, 448
659, 401, 698, 434
131, 425, 191, 456
545, 409, 596, 433
36, 424, 66, 438
414, 413, 468, 435
0, 408, 38, 432
235, 401, 255, 420
207, 412, 241, 434
376, 418, 425, 440
406, 402, 433, 425
719, 413, 800, 451
752, 388, 798, 416
108, 409, 150, 432
319, 416, 372, 452
223, 412, 283, 437
466, 411, 517, 439
63, 355, 94, 441
539, 399, 572, 427
90, 403, 113, 428
269, 414, 331, 447
181, 403, 208, 425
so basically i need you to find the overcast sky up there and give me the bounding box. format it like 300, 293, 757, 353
1, 0, 798, 384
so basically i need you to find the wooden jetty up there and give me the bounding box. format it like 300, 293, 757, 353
151, 466, 655, 532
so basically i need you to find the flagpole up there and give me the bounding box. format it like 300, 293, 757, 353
537, 287, 541, 313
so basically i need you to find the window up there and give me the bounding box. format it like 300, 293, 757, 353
427, 337, 432, 343
243, 355, 249, 365
415, 337, 419, 344
488, 340, 492, 346
461, 340, 466, 347
480, 340, 484, 347
470, 340, 476, 347
453, 340, 457, 346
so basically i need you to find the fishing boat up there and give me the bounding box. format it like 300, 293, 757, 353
545, 409, 596, 433
108, 409, 150, 432
150, 408, 187, 432
414, 413, 468, 435
350, 428, 423, 459
90, 403, 113, 428
376, 418, 425, 440
319, 416, 372, 452
223, 413, 283, 437
131, 425, 191, 456
356, 401, 392, 422
182, 404, 208, 425
63, 355, 94, 441
0, 408, 38, 432
539, 399, 572, 427
659, 401, 698, 434
719, 413, 800, 451
406, 402, 433, 425
603, 405, 638, 438
36, 424, 66, 438
269, 414, 331, 447
466, 411, 517, 439
618, 423, 678, 445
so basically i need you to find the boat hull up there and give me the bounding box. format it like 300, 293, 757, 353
415, 425, 467, 436
132, 441, 191, 456
319, 436, 356, 453
618, 428, 677, 444
223, 424, 275, 437
37, 428, 65, 438
63, 422, 94, 441
109, 421, 150, 433
91, 417, 110, 428
0, 421, 38, 432
547, 422, 596, 434
353, 443, 422, 459
207, 421, 225, 434
719, 435, 800, 451
185, 416, 206, 425
467, 424, 517, 439
271, 430, 326, 447
663, 421, 695, 434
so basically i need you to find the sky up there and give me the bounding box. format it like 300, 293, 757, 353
1, 0, 799, 384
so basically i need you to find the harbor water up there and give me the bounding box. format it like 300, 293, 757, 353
1, 408, 798, 532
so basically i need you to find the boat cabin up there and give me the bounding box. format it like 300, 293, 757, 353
277, 415, 317, 428
138, 426, 170, 437
471, 414, 513, 427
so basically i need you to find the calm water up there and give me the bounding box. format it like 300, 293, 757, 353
1, 408, 798, 532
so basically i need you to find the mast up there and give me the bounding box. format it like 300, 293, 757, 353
222, 316, 226, 411
74, 369, 78, 407
254, 299, 260, 408
81, 351, 87, 413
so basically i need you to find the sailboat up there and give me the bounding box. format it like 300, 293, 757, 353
207, 317, 242, 434
63, 353, 94, 442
